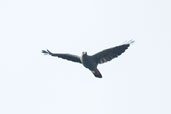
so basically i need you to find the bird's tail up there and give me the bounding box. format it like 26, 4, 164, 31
91, 69, 102, 78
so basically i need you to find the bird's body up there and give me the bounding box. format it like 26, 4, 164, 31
81, 54, 97, 70
42, 40, 134, 78
80, 53, 102, 78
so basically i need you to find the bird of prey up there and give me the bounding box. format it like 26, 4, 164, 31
42, 40, 134, 78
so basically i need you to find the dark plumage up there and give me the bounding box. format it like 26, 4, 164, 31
42, 40, 134, 78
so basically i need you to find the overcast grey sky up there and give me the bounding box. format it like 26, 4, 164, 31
0, 0, 171, 114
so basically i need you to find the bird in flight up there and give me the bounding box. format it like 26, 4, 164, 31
42, 40, 134, 78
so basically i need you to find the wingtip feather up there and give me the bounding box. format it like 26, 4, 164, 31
42, 50, 49, 55
128, 40, 135, 44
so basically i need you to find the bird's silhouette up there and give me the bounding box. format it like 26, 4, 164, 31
42, 40, 134, 78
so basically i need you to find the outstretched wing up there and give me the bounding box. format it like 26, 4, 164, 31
42, 50, 81, 63
93, 40, 134, 64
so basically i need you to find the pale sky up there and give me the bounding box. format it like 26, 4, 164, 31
0, 0, 171, 114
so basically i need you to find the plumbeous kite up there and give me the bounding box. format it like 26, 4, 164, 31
42, 40, 134, 78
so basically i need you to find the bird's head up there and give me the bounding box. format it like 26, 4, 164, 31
82, 51, 87, 56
